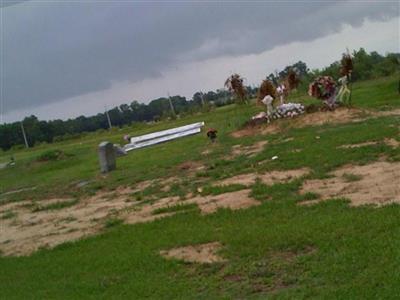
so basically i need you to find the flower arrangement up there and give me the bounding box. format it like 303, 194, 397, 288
308, 76, 336, 100
224, 74, 247, 104
340, 51, 353, 77
271, 103, 305, 119
206, 128, 218, 143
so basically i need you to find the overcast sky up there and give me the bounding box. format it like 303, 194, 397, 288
1, 1, 399, 123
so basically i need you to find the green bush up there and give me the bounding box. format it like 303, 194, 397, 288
36, 149, 64, 162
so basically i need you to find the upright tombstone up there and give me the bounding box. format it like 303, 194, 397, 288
98, 141, 116, 173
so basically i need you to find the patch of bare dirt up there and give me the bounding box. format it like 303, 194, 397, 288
232, 123, 279, 138
337, 141, 378, 149
0, 182, 159, 257
160, 242, 225, 263
186, 189, 260, 214
178, 161, 203, 171
176, 161, 206, 178
201, 149, 212, 155
338, 138, 400, 149
230, 141, 268, 158
131, 177, 182, 194
132, 180, 154, 192
125, 189, 260, 221
384, 138, 400, 148
122, 195, 182, 224
0, 190, 135, 256
216, 168, 310, 187
371, 109, 400, 117
300, 161, 400, 206
0, 186, 259, 256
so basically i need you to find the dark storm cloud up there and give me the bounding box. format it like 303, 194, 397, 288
0, 1, 27, 8
2, 1, 398, 113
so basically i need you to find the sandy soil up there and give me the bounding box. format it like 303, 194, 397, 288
372, 108, 400, 117
2, 106, 397, 256
0, 186, 258, 256
176, 161, 206, 177
215, 168, 310, 187
186, 189, 260, 214
0, 191, 135, 256
337, 141, 379, 149
201, 149, 212, 155
124, 189, 259, 221
177, 161, 205, 171
338, 138, 399, 149
230, 141, 268, 158
300, 161, 400, 206
384, 138, 400, 148
160, 242, 225, 263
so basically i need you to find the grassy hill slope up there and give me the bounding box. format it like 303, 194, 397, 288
0, 75, 399, 299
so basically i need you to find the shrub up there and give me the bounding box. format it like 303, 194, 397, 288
36, 149, 65, 162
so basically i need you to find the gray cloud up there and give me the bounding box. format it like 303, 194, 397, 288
2, 1, 399, 114
0, 1, 27, 8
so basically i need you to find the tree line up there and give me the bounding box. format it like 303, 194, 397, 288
1, 48, 398, 151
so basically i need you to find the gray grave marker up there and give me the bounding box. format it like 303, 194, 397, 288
98, 141, 116, 173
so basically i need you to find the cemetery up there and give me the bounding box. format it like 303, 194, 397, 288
0, 2, 399, 297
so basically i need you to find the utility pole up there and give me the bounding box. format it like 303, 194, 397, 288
201, 92, 205, 107
20, 121, 29, 149
167, 92, 176, 117
105, 106, 112, 129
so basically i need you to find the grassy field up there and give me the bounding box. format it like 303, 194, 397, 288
0, 75, 400, 299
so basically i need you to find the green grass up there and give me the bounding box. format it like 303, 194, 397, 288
31, 198, 79, 212
0, 210, 17, 220
296, 192, 320, 203
342, 173, 363, 182
0, 75, 398, 201
152, 203, 198, 215
35, 149, 67, 162
200, 184, 247, 196
0, 75, 400, 298
104, 217, 124, 228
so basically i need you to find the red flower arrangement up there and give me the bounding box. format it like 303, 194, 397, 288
206, 128, 218, 142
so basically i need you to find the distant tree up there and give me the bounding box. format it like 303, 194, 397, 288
286, 69, 301, 91
192, 92, 203, 106
0, 49, 398, 151
291, 61, 309, 77
257, 80, 276, 105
